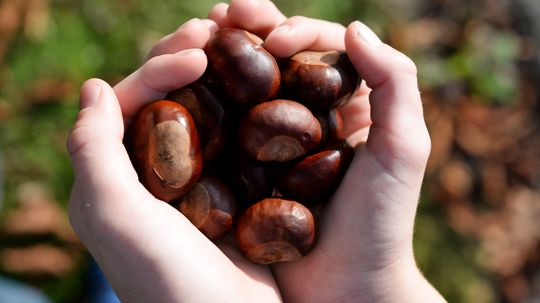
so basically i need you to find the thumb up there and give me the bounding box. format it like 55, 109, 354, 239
322, 22, 430, 262
67, 79, 141, 199
344, 21, 431, 175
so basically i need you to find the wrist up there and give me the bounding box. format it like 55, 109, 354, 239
274, 247, 446, 303
357, 256, 446, 303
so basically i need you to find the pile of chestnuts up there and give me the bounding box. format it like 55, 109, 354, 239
125, 28, 361, 264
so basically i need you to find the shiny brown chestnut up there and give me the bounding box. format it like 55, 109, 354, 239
239, 99, 322, 162
166, 83, 227, 163
281, 50, 361, 110
235, 198, 315, 264
277, 140, 354, 205
127, 100, 203, 203
228, 151, 279, 209
176, 175, 236, 240
315, 108, 344, 145
206, 28, 281, 108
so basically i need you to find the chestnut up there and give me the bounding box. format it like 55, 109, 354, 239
176, 175, 236, 240
166, 82, 227, 163
235, 198, 315, 264
315, 108, 344, 145
281, 50, 361, 110
227, 151, 278, 209
277, 140, 354, 205
206, 28, 281, 108
127, 100, 203, 203
239, 99, 322, 162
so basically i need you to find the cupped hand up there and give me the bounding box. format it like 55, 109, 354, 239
211, 2, 445, 302
66, 2, 289, 302
262, 19, 444, 303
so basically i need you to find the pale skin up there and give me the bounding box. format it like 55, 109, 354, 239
67, 0, 447, 302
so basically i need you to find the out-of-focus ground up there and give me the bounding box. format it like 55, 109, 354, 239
0, 0, 538, 302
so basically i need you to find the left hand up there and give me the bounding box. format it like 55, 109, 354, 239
67, 2, 288, 302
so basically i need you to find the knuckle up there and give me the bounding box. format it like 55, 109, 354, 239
393, 120, 432, 169
66, 123, 92, 159
410, 126, 432, 167
418, 129, 432, 162
288, 15, 307, 24
174, 18, 201, 35
394, 51, 417, 76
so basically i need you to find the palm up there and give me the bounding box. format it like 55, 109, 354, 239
69, 134, 282, 302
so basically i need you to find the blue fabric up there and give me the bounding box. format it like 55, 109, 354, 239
0, 276, 51, 303
86, 258, 120, 303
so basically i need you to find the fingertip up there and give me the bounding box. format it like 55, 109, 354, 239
177, 47, 206, 59
69, 78, 124, 158
178, 18, 202, 31
84, 77, 108, 87
265, 17, 346, 57
226, 0, 286, 36
145, 48, 207, 79
147, 18, 213, 59
200, 18, 219, 35
345, 21, 388, 88
173, 48, 208, 76
208, 2, 231, 27
264, 24, 296, 57
145, 49, 206, 94
344, 21, 383, 57
80, 79, 103, 109
346, 21, 383, 48
264, 16, 312, 57
345, 21, 417, 89
79, 78, 120, 116
344, 21, 382, 71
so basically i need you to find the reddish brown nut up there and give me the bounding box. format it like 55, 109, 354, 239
227, 151, 278, 209
166, 82, 228, 163
206, 28, 281, 108
239, 99, 322, 162
176, 175, 236, 240
315, 108, 344, 145
277, 140, 354, 205
127, 100, 203, 203
235, 198, 315, 264
281, 50, 361, 110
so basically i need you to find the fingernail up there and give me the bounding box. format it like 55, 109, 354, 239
80, 80, 102, 109
178, 48, 205, 57
354, 21, 382, 47
179, 18, 200, 30
267, 24, 290, 40
273, 24, 290, 35
200, 19, 218, 32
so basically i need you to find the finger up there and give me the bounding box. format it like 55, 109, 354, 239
67, 79, 141, 198
210, 0, 287, 37
113, 49, 207, 121
147, 18, 218, 59
264, 16, 346, 58
344, 21, 430, 171
208, 3, 232, 28
312, 22, 429, 272
338, 83, 372, 146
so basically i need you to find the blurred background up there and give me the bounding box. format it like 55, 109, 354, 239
0, 0, 538, 302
